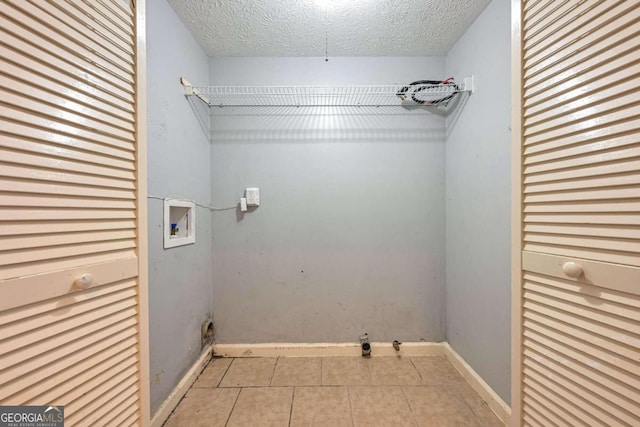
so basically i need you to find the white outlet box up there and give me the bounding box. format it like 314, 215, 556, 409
245, 188, 260, 206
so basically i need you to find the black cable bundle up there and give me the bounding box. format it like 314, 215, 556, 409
396, 78, 460, 105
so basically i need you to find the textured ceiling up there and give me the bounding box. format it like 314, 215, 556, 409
167, 0, 491, 57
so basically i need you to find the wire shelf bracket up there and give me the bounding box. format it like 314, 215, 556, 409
180, 76, 475, 109
180, 77, 211, 106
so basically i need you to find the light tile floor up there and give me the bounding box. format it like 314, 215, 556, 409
164, 356, 503, 427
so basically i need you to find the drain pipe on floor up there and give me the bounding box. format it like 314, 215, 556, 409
360, 333, 371, 357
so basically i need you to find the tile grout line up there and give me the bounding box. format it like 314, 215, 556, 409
399, 385, 420, 427
345, 386, 356, 427
218, 385, 318, 389
217, 358, 235, 388
288, 387, 296, 427
223, 387, 242, 427
269, 356, 279, 386
445, 383, 487, 425
408, 357, 425, 384
320, 357, 324, 386
365, 357, 373, 386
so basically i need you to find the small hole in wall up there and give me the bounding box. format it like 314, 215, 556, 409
201, 319, 214, 347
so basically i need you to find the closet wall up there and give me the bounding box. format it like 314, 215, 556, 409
147, 0, 513, 414
445, 0, 511, 404
146, 0, 212, 414
209, 57, 448, 343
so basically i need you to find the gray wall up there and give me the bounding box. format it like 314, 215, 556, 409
445, 0, 511, 404
146, 0, 212, 414
209, 57, 447, 343
145, 2, 511, 409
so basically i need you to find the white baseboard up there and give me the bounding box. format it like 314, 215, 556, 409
150, 345, 213, 427
213, 341, 445, 358
443, 343, 511, 425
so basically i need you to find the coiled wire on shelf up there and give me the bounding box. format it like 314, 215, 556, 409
395, 77, 460, 106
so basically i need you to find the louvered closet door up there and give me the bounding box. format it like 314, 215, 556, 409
0, 1, 149, 426
513, 0, 640, 426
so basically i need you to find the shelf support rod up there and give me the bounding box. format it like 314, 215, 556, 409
180, 77, 211, 107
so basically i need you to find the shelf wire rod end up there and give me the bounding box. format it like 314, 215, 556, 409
463, 75, 475, 94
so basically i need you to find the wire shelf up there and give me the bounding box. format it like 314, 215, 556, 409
181, 77, 474, 108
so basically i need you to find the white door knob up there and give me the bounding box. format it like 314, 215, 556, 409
562, 262, 583, 278
74, 273, 94, 289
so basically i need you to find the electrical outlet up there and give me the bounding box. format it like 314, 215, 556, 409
245, 187, 260, 206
